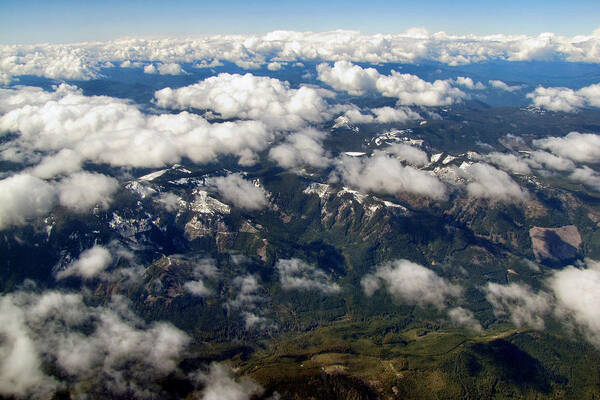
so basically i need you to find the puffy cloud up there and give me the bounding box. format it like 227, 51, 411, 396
143, 64, 157, 74
226, 275, 263, 310
0, 169, 118, 229
448, 307, 483, 333
526, 83, 600, 112
144, 63, 186, 75
372, 106, 422, 123
0, 291, 189, 398
488, 79, 523, 92
267, 61, 283, 71
549, 260, 600, 347
120, 60, 143, 68
339, 106, 421, 124
0, 85, 70, 113
154, 73, 334, 130
533, 132, 600, 163
484, 282, 552, 330
56, 245, 113, 280
29, 149, 84, 179
529, 150, 575, 171
361, 259, 462, 309
276, 258, 341, 294
0, 173, 57, 230
455, 77, 485, 90
0, 45, 97, 83
317, 61, 466, 106
178, 257, 218, 297
156, 192, 182, 211
479, 260, 600, 348
212, 173, 268, 211
386, 143, 429, 166
0, 296, 57, 398
0, 84, 271, 168
184, 280, 213, 297
332, 152, 447, 200
481, 152, 532, 175
226, 275, 270, 330
316, 61, 379, 95
269, 128, 330, 169
569, 167, 600, 191
196, 362, 263, 400
461, 162, 529, 202
194, 59, 224, 69
56, 172, 119, 212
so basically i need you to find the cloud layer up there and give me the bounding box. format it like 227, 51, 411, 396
3, 29, 600, 82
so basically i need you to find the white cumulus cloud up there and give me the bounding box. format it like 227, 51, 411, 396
56, 245, 113, 280
0, 84, 272, 169
533, 132, 600, 163
461, 162, 529, 202
317, 61, 466, 106
489, 79, 524, 92
0, 291, 189, 398
154, 73, 335, 130
212, 174, 268, 211
484, 282, 552, 330
549, 259, 600, 347
0, 173, 57, 230
195, 362, 263, 400
56, 172, 119, 212
269, 128, 331, 169
386, 143, 429, 166
448, 307, 483, 332
332, 152, 447, 200
361, 259, 462, 309
276, 258, 341, 294
527, 83, 600, 112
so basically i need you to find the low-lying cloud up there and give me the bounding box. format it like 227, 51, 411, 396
269, 128, 331, 169
0, 174, 56, 230
461, 162, 529, 202
484, 282, 552, 330
549, 259, 600, 347
276, 258, 341, 294
361, 259, 462, 309
341, 106, 422, 124
212, 173, 268, 211
56, 245, 113, 280
533, 132, 600, 164
0, 290, 189, 399
332, 152, 447, 200
194, 362, 263, 400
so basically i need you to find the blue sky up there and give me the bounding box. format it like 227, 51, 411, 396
1, 0, 599, 44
